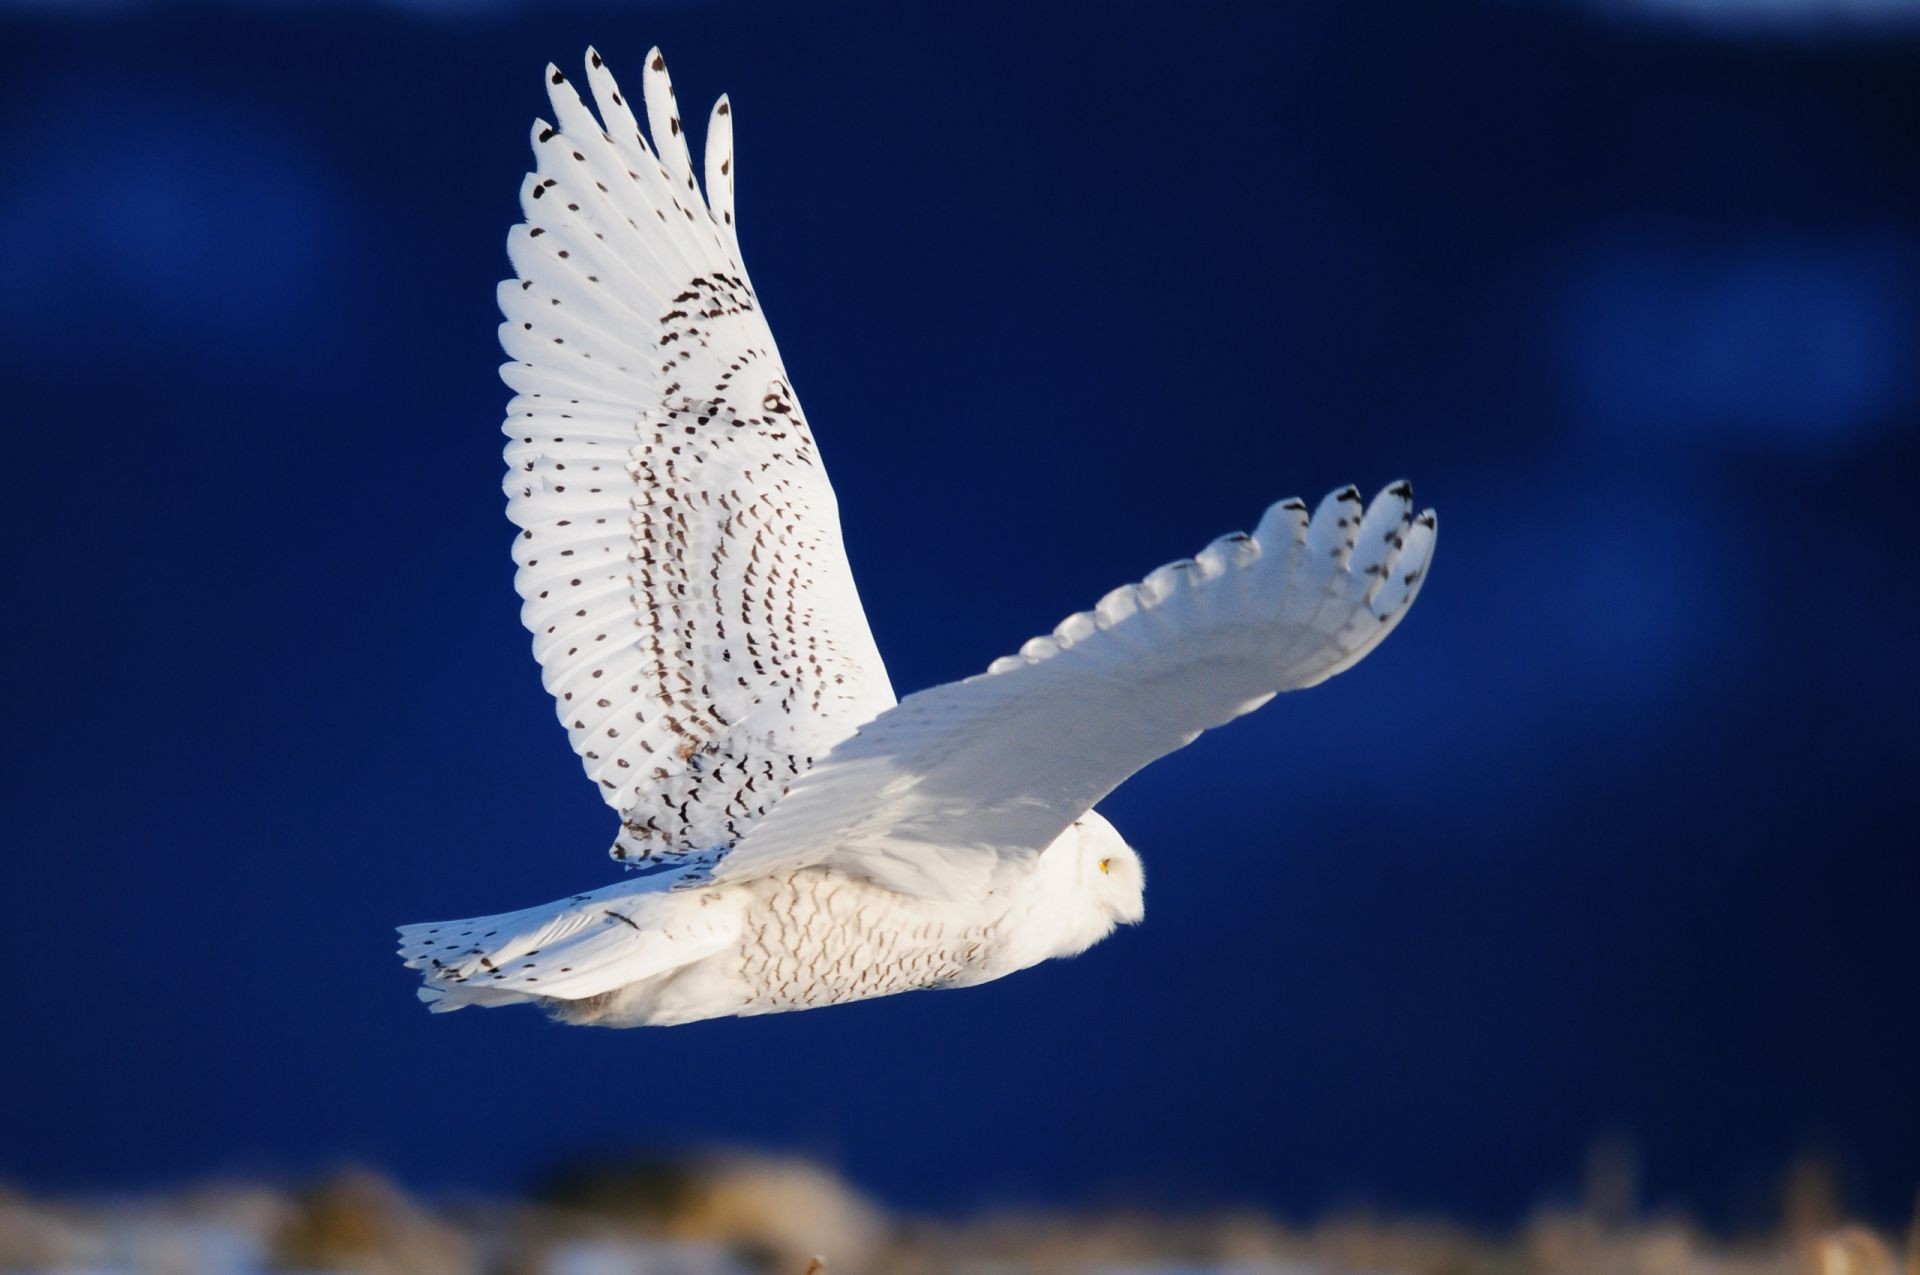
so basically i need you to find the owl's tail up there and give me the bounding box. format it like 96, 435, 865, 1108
397, 865, 738, 1016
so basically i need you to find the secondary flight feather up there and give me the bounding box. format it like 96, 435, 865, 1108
399, 47, 1436, 1027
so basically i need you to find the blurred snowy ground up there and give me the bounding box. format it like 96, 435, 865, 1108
2, 1152, 1912, 1275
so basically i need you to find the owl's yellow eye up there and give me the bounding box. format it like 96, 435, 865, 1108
1098, 858, 1112, 874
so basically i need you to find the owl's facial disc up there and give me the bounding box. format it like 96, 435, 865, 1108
1075, 817, 1144, 926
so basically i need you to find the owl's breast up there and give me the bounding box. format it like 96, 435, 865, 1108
730, 867, 1029, 1012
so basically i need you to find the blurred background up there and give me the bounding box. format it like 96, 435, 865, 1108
2, 0, 1916, 1272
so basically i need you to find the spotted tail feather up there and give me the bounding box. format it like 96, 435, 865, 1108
398, 860, 739, 1011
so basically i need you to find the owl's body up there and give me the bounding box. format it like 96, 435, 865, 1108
402, 817, 1138, 1027
398, 47, 1436, 1027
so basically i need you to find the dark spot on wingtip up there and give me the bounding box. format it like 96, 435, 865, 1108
717, 101, 730, 116
651, 53, 665, 71
1338, 486, 1362, 502
1282, 498, 1308, 512
550, 69, 566, 85
1388, 480, 1413, 499
1417, 512, 1437, 528
589, 50, 603, 69
538, 126, 557, 143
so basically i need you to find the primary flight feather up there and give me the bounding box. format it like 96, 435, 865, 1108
398, 47, 1437, 1027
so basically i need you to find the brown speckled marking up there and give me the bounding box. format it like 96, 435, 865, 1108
501, 48, 893, 868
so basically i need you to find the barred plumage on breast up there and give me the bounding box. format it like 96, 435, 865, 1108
736, 872, 998, 1010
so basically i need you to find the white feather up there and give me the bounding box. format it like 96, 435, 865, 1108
717, 489, 1437, 900
401, 47, 1440, 1030
498, 50, 895, 861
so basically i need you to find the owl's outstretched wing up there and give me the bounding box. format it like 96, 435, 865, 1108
716, 484, 1436, 899
499, 49, 894, 863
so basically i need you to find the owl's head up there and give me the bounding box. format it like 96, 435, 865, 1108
1074, 811, 1145, 926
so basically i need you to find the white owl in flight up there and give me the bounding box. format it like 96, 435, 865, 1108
398, 48, 1437, 1028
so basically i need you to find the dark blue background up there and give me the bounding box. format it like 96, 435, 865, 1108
4, 0, 1916, 1228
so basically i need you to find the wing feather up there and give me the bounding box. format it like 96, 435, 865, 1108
499, 50, 894, 864
705, 96, 738, 256
718, 485, 1437, 899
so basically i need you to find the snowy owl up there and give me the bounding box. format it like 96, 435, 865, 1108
397, 48, 1437, 1028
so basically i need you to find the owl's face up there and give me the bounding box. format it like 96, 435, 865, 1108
1076, 813, 1146, 926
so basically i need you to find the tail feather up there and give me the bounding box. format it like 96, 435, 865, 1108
416, 983, 539, 1014
399, 863, 739, 1010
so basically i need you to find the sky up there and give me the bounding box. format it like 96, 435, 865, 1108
2, 0, 1916, 1230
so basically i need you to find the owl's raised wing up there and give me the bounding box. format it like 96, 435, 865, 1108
500, 49, 894, 863
716, 485, 1436, 899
